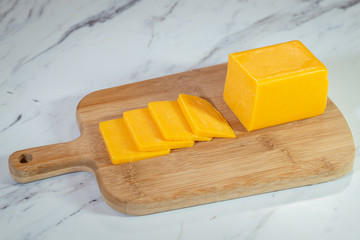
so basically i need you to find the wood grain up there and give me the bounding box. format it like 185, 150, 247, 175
8, 64, 355, 215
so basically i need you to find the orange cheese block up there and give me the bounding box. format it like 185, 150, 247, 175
99, 118, 169, 164
148, 101, 212, 141
123, 108, 194, 151
223, 40, 328, 131
177, 94, 236, 138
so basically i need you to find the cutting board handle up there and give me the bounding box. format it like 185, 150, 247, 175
8, 137, 93, 183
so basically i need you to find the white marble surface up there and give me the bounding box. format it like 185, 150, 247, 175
1, 0, 360, 239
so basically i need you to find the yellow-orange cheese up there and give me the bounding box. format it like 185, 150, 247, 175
177, 94, 236, 138
99, 118, 169, 164
123, 108, 194, 151
148, 101, 212, 141
223, 40, 328, 131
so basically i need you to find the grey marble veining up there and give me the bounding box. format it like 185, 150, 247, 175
1, 0, 360, 239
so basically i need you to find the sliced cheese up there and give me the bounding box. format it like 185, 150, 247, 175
177, 94, 236, 138
148, 101, 212, 141
123, 108, 194, 151
99, 118, 169, 164
223, 40, 328, 131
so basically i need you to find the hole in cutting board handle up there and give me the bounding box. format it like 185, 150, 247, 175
19, 153, 33, 163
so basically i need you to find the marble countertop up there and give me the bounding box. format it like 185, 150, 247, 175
1, 0, 359, 239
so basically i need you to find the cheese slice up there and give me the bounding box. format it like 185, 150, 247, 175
223, 40, 328, 131
123, 108, 194, 151
99, 118, 169, 164
148, 101, 212, 141
177, 94, 236, 138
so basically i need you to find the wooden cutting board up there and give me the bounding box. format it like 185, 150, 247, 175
9, 64, 355, 215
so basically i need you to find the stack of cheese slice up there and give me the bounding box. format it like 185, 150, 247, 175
99, 94, 236, 164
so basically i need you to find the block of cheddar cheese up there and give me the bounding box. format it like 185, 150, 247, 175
149, 101, 212, 141
177, 94, 236, 138
123, 108, 194, 151
99, 118, 169, 164
223, 40, 328, 131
